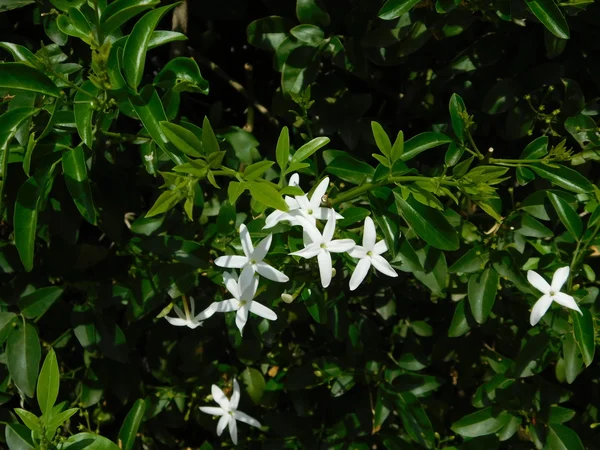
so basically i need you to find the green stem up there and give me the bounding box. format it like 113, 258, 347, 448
0, 144, 9, 212
489, 158, 546, 164
569, 221, 600, 290
466, 131, 484, 160
212, 167, 238, 177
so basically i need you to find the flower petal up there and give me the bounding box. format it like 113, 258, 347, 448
211, 385, 230, 410
173, 304, 186, 320
164, 317, 189, 327
349, 258, 371, 291
327, 239, 357, 253
551, 266, 570, 292
362, 216, 376, 250
223, 272, 241, 299
228, 415, 238, 445
199, 406, 226, 416
234, 410, 262, 428
289, 173, 300, 187
215, 255, 248, 269
240, 265, 256, 294
348, 246, 367, 259
252, 234, 272, 262
527, 270, 550, 294
290, 244, 322, 259
373, 240, 388, 255
296, 195, 311, 211
263, 210, 285, 229
211, 299, 238, 313
249, 300, 278, 321
186, 321, 203, 329
195, 303, 218, 321
322, 210, 336, 242
310, 177, 329, 208
189, 297, 196, 317
312, 207, 332, 220
236, 306, 249, 334
317, 250, 333, 288
553, 292, 582, 315
229, 379, 240, 410
239, 224, 254, 257
216, 415, 229, 436
240, 274, 259, 300
371, 254, 398, 278
256, 262, 289, 283
530, 294, 553, 326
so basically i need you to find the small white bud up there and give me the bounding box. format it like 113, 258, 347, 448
280, 293, 294, 304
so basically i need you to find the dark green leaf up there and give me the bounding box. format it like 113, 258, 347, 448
378, 0, 421, 20
74, 80, 100, 148
290, 24, 325, 46
7, 323, 41, 397
160, 121, 203, 157
449, 94, 467, 142
154, 57, 209, 94
282, 46, 319, 94
326, 155, 374, 184
547, 192, 582, 238
572, 309, 594, 367
524, 0, 570, 39
246, 16, 294, 51
468, 268, 499, 324
546, 424, 584, 450
530, 164, 593, 194
451, 407, 511, 438
118, 399, 146, 450
296, 0, 330, 27
37, 348, 59, 416
520, 136, 549, 159
371, 121, 392, 160
101, 0, 160, 38
62, 145, 96, 225
400, 132, 452, 161
5, 423, 35, 450
241, 367, 266, 404
276, 126, 289, 172
0, 63, 59, 97
19, 286, 64, 320
201, 116, 220, 155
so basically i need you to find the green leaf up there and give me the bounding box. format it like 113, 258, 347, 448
546, 424, 584, 450
547, 192, 582, 239
572, 309, 595, 367
290, 24, 325, 46
19, 286, 64, 320
391, 130, 404, 163
47, 407, 79, 431
62, 145, 96, 225
0, 0, 34, 12
400, 132, 452, 161
62, 432, 121, 450
563, 333, 582, 384
37, 348, 59, 416
282, 46, 319, 94
394, 192, 459, 251
482, 78, 520, 115
0, 62, 60, 97
371, 121, 392, 160
530, 164, 593, 194
248, 181, 288, 211
160, 121, 203, 157
14, 408, 41, 433
296, 0, 330, 27
378, 0, 421, 20
520, 136, 549, 160
244, 161, 274, 180
448, 246, 489, 274
14, 167, 57, 272
246, 16, 294, 51
292, 137, 329, 163
101, 0, 160, 38
128, 85, 185, 165
123, 3, 177, 90
241, 367, 266, 404
449, 94, 467, 142
0, 312, 16, 345
468, 268, 499, 324
276, 126, 290, 172
7, 323, 41, 397
118, 399, 146, 450
524, 0, 569, 39
202, 116, 220, 155
228, 181, 246, 205
146, 185, 186, 217
154, 57, 209, 94
451, 407, 511, 438
0, 42, 39, 66
510, 332, 550, 377
74, 80, 100, 148
5, 423, 35, 450
326, 155, 374, 184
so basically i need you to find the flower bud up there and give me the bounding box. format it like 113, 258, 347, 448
281, 293, 294, 304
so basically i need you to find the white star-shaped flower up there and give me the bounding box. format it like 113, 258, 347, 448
164, 297, 208, 329
348, 216, 398, 291
527, 266, 583, 326
290, 210, 355, 288
202, 271, 277, 334
264, 175, 342, 229
199, 379, 261, 445
215, 224, 289, 284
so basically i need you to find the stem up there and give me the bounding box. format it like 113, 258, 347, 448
212, 167, 238, 177
569, 221, 600, 290
182, 295, 191, 318
489, 158, 546, 164
466, 131, 484, 160
0, 143, 9, 211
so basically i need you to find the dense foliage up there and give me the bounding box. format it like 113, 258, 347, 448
1, 0, 600, 448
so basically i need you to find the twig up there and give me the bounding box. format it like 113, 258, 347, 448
243, 63, 255, 132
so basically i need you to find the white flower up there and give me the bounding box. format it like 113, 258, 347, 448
290, 210, 355, 288
202, 271, 277, 334
199, 379, 261, 445
527, 266, 583, 326
164, 297, 208, 329
264, 175, 342, 229
348, 216, 398, 291
215, 224, 289, 283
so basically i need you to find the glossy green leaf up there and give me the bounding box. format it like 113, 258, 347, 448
101, 0, 160, 38
547, 192, 582, 239
546, 424, 584, 450
292, 137, 329, 163
154, 57, 209, 94
47, 408, 79, 431
118, 399, 146, 450
0, 63, 60, 97
244, 161, 274, 180
201, 116, 220, 155
74, 80, 100, 148
326, 155, 374, 184
5, 423, 35, 450
394, 192, 459, 250
37, 348, 59, 416
390, 130, 404, 163
449, 94, 467, 142
468, 268, 499, 324
123, 3, 177, 90
56, 14, 92, 45
14, 408, 41, 433
290, 24, 325, 46
530, 164, 593, 194
276, 126, 290, 172
62, 432, 121, 450
248, 181, 288, 211
7, 323, 41, 397
0, 312, 16, 345
451, 407, 511, 438
572, 309, 595, 367
241, 367, 266, 404
378, 0, 421, 20
296, 0, 330, 27
400, 132, 452, 161
520, 136, 549, 160
62, 145, 96, 225
563, 332, 582, 384
371, 121, 391, 160
0, 42, 38, 66
246, 16, 294, 51
448, 246, 489, 274
0, 0, 34, 12
282, 46, 319, 94
524, 0, 569, 39
160, 121, 203, 157
19, 286, 64, 320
